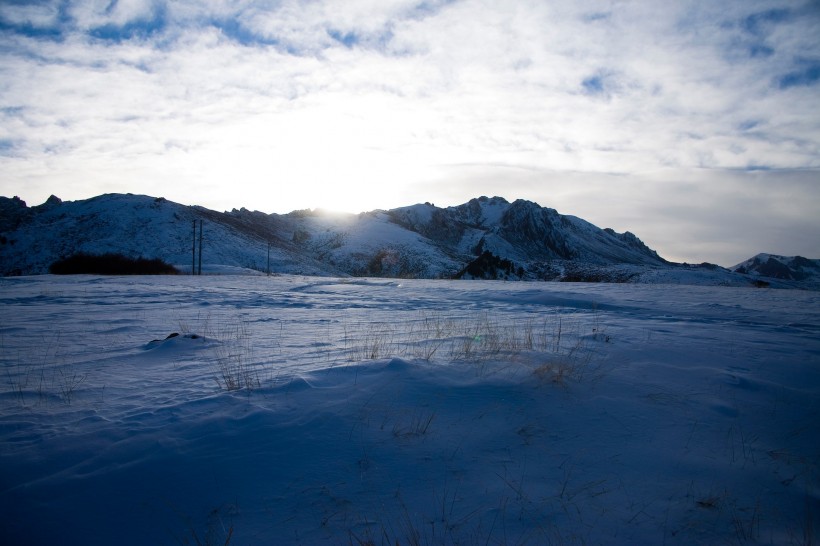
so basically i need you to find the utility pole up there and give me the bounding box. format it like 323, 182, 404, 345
198, 220, 203, 275
191, 219, 196, 275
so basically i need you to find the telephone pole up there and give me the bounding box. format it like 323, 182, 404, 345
191, 219, 204, 275
198, 220, 203, 275
191, 220, 196, 275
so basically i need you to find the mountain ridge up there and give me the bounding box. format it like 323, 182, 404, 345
1, 193, 817, 289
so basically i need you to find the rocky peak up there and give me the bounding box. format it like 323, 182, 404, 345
0, 196, 31, 232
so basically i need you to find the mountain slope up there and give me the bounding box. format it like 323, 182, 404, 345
0, 194, 333, 277
732, 254, 820, 284
387, 196, 666, 267
1, 193, 816, 288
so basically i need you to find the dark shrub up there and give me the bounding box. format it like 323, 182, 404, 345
49, 253, 180, 275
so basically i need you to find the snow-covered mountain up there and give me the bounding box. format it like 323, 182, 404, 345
732, 254, 820, 284
3, 194, 307, 275
388, 197, 666, 266
1, 193, 816, 288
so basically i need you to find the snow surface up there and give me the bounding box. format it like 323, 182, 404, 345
1, 275, 818, 545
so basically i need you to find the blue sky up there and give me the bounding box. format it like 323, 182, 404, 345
1, 0, 819, 266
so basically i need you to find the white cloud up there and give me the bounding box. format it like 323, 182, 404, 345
67, 0, 161, 30
0, 2, 61, 28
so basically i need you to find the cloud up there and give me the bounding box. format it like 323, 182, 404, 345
0, 1, 62, 29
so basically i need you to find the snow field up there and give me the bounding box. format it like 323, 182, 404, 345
0, 275, 818, 545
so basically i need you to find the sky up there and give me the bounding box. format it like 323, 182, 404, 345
1, 0, 819, 266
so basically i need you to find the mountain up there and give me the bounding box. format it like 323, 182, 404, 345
0, 193, 335, 277
732, 254, 820, 284
0, 193, 816, 288
389, 197, 666, 266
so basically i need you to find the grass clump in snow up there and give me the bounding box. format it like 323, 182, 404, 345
171, 502, 237, 546
209, 323, 260, 392
340, 309, 608, 382
177, 314, 262, 392
192, 307, 608, 394
391, 409, 436, 439
3, 332, 89, 406
55, 365, 88, 404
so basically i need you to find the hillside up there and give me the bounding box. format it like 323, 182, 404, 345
732, 254, 820, 285
0, 194, 333, 277
0, 193, 816, 288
